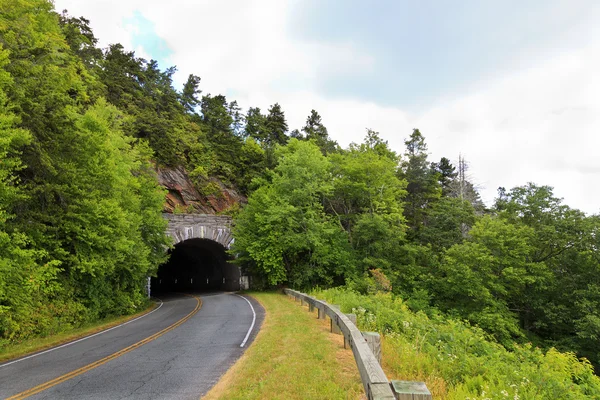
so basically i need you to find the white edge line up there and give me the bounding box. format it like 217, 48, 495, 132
235, 294, 256, 348
0, 299, 164, 369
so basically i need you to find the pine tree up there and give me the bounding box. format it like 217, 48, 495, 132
431, 157, 457, 196
244, 107, 268, 142
180, 74, 201, 114
399, 129, 441, 238
301, 109, 337, 154
265, 103, 288, 146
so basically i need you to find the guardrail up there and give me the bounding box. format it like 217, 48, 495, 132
284, 289, 432, 400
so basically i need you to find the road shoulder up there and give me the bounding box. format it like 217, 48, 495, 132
202, 291, 364, 400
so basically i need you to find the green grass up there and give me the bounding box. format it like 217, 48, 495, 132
203, 292, 364, 400
313, 288, 600, 400
0, 302, 158, 363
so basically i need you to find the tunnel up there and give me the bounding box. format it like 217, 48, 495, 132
151, 238, 240, 294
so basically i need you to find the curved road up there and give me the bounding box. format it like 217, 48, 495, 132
0, 292, 264, 400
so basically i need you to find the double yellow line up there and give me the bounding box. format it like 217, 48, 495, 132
8, 295, 202, 400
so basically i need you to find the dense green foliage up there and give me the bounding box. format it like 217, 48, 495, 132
0, 0, 173, 344
233, 127, 600, 374
315, 288, 600, 399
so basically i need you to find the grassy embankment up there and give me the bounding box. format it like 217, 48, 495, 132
204, 292, 364, 400
314, 288, 600, 400
0, 301, 158, 363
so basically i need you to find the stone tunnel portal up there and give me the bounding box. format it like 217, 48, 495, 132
151, 238, 240, 294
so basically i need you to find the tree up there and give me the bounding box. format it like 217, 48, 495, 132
100, 45, 191, 166
244, 107, 268, 142
100, 43, 146, 111
233, 140, 352, 288
265, 103, 288, 146
0, 1, 169, 342
494, 183, 600, 366
327, 141, 405, 235
180, 74, 201, 114
302, 109, 337, 154
364, 129, 397, 161
431, 157, 457, 196
436, 216, 542, 344
0, 44, 38, 341
495, 183, 587, 264
58, 12, 103, 72
200, 94, 242, 182
446, 154, 485, 212
237, 137, 266, 193
289, 129, 303, 139
399, 129, 441, 238
419, 197, 476, 252
228, 100, 244, 136
324, 133, 408, 285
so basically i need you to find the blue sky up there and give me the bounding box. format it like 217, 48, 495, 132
124, 11, 173, 70
54, 0, 600, 214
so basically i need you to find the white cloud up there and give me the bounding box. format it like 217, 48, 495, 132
412, 40, 600, 213
54, 0, 600, 214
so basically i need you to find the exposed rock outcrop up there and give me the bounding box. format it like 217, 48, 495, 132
156, 166, 245, 214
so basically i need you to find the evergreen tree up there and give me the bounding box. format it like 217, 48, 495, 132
302, 109, 337, 154
200, 94, 243, 183
228, 100, 244, 136
244, 107, 268, 142
265, 103, 288, 146
290, 129, 303, 139
399, 129, 441, 238
431, 157, 457, 196
58, 12, 103, 73
180, 74, 201, 114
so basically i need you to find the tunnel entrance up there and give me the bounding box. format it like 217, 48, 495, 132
151, 238, 240, 294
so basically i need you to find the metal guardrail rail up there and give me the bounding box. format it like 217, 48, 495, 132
284, 289, 432, 400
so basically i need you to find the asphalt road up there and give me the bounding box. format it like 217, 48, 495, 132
0, 292, 264, 400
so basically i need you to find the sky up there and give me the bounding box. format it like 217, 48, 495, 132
54, 0, 600, 214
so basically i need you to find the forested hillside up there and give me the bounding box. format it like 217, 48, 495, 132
1, 1, 599, 394
0, 0, 337, 344
233, 130, 600, 371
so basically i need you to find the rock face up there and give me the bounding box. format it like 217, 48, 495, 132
156, 166, 244, 214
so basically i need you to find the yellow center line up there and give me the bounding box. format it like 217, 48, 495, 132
7, 295, 202, 400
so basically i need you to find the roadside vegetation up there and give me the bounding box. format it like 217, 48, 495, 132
203, 292, 363, 400
314, 288, 600, 399
0, 301, 156, 363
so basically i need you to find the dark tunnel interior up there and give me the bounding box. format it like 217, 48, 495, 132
151, 238, 240, 294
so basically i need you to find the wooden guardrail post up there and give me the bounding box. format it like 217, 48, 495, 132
362, 332, 382, 364
330, 305, 342, 334
317, 303, 326, 319
391, 381, 432, 400
345, 314, 357, 349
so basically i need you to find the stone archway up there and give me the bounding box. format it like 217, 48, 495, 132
149, 214, 246, 294
164, 214, 234, 248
